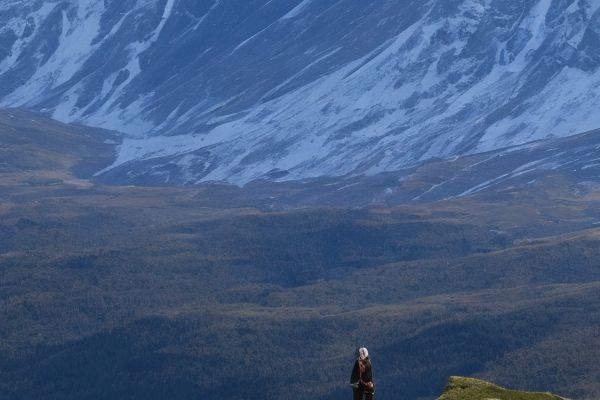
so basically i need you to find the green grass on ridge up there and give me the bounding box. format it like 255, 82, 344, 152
438, 377, 566, 400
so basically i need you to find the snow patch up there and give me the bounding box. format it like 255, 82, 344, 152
280, 0, 313, 20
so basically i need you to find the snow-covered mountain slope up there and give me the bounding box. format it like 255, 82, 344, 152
152, 127, 600, 209
1, 0, 600, 184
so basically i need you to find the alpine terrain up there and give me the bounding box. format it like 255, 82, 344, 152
1, 0, 600, 183
2, 108, 600, 400
2, 1, 600, 400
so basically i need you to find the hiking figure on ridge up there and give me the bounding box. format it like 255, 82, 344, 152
350, 347, 375, 400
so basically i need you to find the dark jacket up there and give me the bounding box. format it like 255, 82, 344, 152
350, 359, 373, 388
351, 360, 361, 384
361, 359, 373, 385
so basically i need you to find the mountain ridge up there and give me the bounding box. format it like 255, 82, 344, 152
5, 107, 600, 212
2, 0, 600, 183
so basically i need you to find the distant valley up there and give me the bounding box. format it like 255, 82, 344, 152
1, 109, 600, 399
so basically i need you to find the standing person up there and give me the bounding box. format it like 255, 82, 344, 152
350, 347, 375, 400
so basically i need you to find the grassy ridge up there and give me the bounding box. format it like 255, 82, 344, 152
439, 377, 565, 400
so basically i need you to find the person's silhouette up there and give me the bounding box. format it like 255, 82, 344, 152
350, 347, 374, 400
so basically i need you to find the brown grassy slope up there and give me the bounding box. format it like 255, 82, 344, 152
0, 108, 118, 184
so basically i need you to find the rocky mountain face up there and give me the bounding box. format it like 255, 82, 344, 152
1, 0, 600, 184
